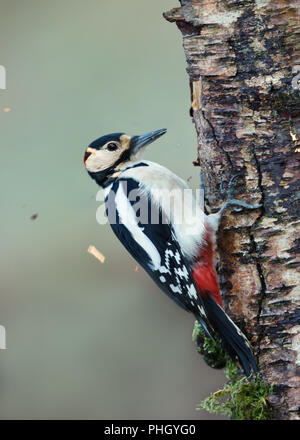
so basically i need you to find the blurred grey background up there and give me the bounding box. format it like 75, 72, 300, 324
0, 0, 226, 419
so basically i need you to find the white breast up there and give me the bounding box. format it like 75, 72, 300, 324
120, 161, 206, 258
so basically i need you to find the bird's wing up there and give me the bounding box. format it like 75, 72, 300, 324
105, 177, 213, 334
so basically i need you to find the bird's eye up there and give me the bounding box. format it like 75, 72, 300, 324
106, 142, 119, 151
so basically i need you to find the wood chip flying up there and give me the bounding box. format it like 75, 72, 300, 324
30, 213, 38, 221
87, 245, 105, 263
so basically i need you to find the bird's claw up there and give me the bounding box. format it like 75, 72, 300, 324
221, 173, 243, 200
219, 174, 262, 215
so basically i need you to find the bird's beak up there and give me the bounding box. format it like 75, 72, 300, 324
130, 128, 167, 155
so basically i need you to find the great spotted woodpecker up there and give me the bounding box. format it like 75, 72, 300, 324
84, 128, 260, 376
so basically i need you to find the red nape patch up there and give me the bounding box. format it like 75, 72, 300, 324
192, 227, 223, 307
83, 151, 91, 164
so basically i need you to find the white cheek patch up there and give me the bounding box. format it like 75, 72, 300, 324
85, 149, 121, 173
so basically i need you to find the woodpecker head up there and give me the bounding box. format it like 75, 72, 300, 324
84, 128, 167, 187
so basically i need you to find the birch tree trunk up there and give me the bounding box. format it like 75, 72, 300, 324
164, 0, 300, 420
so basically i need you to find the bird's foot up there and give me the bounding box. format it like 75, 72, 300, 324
219, 174, 262, 215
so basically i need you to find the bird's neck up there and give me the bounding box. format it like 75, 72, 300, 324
88, 157, 139, 188
88, 165, 119, 188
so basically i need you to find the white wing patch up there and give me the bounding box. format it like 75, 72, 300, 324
115, 183, 161, 270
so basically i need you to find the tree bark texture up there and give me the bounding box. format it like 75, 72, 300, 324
164, 0, 300, 420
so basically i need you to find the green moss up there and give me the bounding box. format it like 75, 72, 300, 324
224, 358, 240, 382
192, 321, 227, 369
198, 372, 273, 420
193, 321, 274, 420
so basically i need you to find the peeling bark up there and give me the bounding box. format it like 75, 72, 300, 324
164, 0, 300, 420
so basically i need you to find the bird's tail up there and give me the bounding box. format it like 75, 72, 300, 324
200, 295, 258, 377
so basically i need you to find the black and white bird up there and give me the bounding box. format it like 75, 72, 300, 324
83, 128, 260, 376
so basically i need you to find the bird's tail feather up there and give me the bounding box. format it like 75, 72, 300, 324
200, 295, 258, 377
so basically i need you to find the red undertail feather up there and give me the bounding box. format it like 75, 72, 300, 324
192, 227, 223, 307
